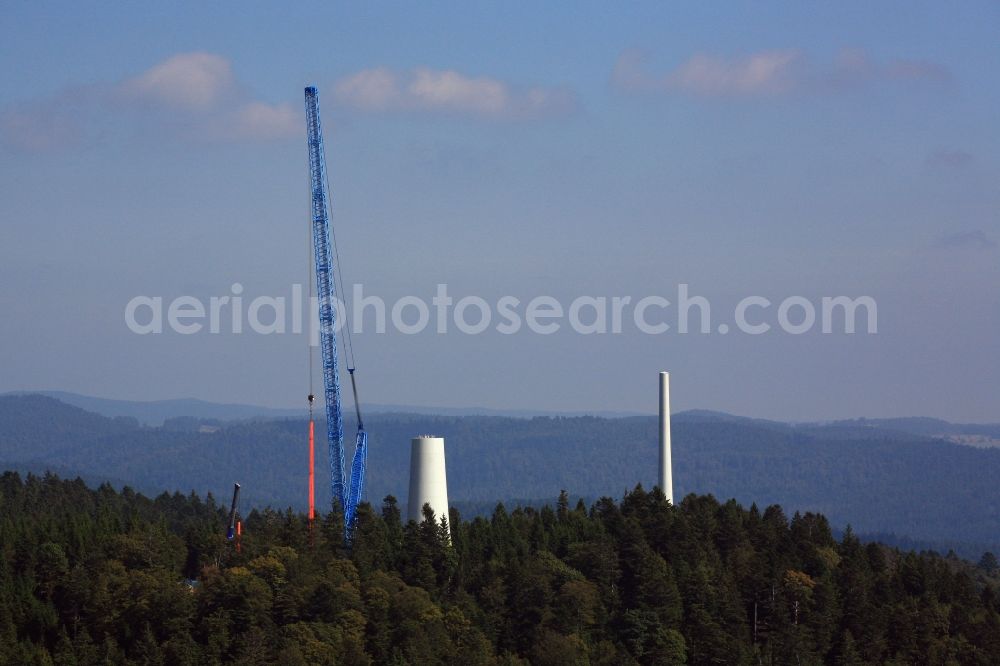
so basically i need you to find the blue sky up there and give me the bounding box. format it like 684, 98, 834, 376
1, 2, 998, 421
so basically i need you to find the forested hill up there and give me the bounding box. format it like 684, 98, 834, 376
2, 394, 1000, 556
4, 391, 646, 425
2, 473, 1000, 664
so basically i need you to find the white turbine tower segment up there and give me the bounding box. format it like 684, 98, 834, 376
659, 371, 673, 503
408, 436, 451, 536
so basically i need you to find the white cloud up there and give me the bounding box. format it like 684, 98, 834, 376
667, 51, 801, 95
613, 48, 951, 97
119, 53, 300, 141
334, 66, 575, 119
2, 56, 577, 152
0, 52, 300, 151
409, 68, 510, 114
334, 67, 399, 110
613, 49, 800, 96
121, 52, 236, 110
229, 102, 300, 140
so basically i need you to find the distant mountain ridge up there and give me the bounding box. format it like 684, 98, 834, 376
3, 390, 646, 425
3, 390, 303, 425
9, 391, 998, 440
827, 415, 1000, 439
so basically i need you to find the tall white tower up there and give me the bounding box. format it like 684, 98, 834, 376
658, 372, 673, 503
407, 436, 451, 535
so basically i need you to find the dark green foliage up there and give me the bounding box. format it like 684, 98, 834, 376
1, 473, 1000, 664
979, 552, 999, 575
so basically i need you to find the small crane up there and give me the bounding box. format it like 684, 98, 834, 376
225, 482, 242, 552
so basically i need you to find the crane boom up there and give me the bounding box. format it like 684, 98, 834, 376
304, 86, 346, 512
304, 86, 368, 539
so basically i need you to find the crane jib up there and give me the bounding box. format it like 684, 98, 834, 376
304, 86, 368, 541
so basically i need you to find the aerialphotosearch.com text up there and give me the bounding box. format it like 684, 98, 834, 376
124, 283, 877, 339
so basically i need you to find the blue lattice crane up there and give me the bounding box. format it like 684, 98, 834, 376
304, 86, 368, 540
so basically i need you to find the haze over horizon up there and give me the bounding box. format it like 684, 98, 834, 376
10, 388, 1000, 427
2, 2, 998, 422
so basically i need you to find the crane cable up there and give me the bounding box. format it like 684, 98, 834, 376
324, 168, 357, 370
322, 165, 364, 429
